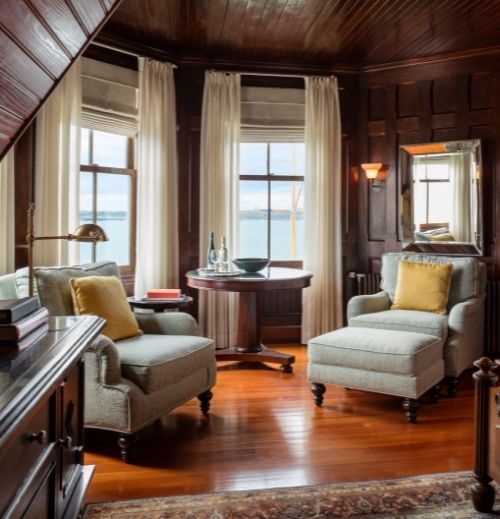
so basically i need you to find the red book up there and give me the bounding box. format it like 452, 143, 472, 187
0, 307, 49, 342
146, 288, 182, 299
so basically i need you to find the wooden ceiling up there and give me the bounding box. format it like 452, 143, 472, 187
0, 0, 122, 161
99, 0, 500, 69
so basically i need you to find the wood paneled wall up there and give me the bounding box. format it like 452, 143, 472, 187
0, 0, 122, 161
358, 54, 500, 278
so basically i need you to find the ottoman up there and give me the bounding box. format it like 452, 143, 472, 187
307, 327, 444, 422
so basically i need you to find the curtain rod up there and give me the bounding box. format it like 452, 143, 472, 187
90, 41, 177, 68
215, 69, 344, 89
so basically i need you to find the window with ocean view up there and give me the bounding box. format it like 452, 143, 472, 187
239, 142, 304, 261
79, 128, 136, 268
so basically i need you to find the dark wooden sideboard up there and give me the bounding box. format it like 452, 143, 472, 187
0, 316, 104, 519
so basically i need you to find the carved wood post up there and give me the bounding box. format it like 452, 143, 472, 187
471, 357, 498, 512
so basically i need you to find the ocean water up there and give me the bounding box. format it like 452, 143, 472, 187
80, 213, 303, 265
240, 217, 303, 260
79, 215, 130, 266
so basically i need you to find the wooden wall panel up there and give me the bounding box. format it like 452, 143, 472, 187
432, 78, 457, 114
368, 87, 386, 121
0, 0, 122, 161
358, 54, 500, 277
470, 73, 494, 110
397, 83, 418, 117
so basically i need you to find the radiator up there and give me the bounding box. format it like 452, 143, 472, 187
348, 271, 382, 296
485, 280, 500, 355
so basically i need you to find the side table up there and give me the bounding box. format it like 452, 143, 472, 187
127, 296, 194, 313
186, 267, 312, 372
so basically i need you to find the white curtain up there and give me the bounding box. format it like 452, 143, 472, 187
450, 153, 472, 242
0, 150, 15, 274
35, 60, 81, 266
135, 58, 179, 297
302, 76, 343, 342
199, 71, 240, 348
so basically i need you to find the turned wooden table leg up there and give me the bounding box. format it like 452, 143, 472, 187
471, 357, 498, 513
236, 292, 260, 353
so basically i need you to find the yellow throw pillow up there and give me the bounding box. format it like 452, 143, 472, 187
70, 276, 141, 341
430, 233, 455, 242
391, 261, 452, 314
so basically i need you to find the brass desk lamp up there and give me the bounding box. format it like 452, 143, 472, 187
26, 203, 109, 297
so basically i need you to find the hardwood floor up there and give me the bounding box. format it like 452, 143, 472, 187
84, 345, 476, 503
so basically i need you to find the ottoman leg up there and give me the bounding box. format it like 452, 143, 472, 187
402, 398, 419, 423
429, 384, 440, 404
311, 383, 326, 407
197, 389, 213, 417
446, 376, 459, 398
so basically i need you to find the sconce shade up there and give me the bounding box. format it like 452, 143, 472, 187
70, 223, 109, 242
361, 163, 383, 180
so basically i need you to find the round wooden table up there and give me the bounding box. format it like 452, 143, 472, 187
186, 267, 312, 372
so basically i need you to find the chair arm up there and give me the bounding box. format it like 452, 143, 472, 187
448, 296, 485, 330
446, 295, 486, 376
135, 312, 199, 336
85, 334, 122, 386
347, 291, 391, 320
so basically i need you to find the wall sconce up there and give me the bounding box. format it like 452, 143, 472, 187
361, 163, 385, 192
26, 203, 109, 297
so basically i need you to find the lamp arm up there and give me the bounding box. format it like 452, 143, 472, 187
32, 235, 71, 241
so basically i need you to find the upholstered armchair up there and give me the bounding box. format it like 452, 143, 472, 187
347, 253, 486, 396
0, 261, 217, 462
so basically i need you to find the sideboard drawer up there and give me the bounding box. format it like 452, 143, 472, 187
0, 394, 55, 516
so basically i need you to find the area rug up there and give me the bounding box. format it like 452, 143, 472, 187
83, 471, 499, 518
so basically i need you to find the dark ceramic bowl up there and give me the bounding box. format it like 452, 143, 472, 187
233, 257, 270, 273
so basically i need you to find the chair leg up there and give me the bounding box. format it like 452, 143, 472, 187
402, 398, 419, 423
118, 433, 138, 463
198, 389, 213, 416
311, 382, 326, 407
446, 376, 459, 398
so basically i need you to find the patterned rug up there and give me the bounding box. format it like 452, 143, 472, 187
83, 471, 499, 518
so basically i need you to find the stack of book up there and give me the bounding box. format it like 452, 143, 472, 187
0, 298, 49, 352
141, 289, 187, 302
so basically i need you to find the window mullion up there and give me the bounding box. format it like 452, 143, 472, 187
92, 172, 98, 262
267, 143, 271, 259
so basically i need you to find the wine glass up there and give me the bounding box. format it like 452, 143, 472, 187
208, 249, 220, 272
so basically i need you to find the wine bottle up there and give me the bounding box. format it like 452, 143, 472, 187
219, 236, 229, 272
207, 231, 216, 271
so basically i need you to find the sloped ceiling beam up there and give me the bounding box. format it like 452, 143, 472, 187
0, 0, 123, 161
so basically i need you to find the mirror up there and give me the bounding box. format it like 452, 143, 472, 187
398, 139, 482, 255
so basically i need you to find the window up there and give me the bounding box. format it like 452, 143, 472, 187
79, 128, 136, 269
413, 157, 451, 228
239, 142, 304, 262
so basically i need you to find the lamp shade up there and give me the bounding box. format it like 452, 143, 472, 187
70, 223, 109, 242
361, 163, 383, 180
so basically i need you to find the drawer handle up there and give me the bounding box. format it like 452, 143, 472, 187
28, 430, 47, 445
57, 435, 72, 449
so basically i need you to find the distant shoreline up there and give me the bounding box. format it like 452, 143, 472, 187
81, 210, 304, 221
